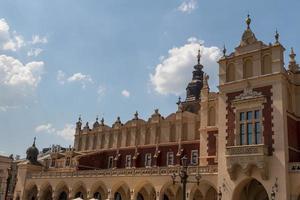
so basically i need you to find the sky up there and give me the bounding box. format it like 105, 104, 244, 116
0, 0, 299, 157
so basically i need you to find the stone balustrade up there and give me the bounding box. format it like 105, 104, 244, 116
226, 144, 268, 156
289, 162, 300, 172
27, 165, 218, 179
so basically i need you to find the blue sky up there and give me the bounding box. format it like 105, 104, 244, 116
0, 0, 299, 157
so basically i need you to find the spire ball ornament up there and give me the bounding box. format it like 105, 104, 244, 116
246, 14, 251, 29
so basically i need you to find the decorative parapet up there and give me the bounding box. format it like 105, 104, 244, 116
289, 162, 300, 172
226, 144, 269, 180
26, 165, 218, 179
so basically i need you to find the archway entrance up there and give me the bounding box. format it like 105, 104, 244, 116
58, 191, 68, 200
134, 182, 156, 200
40, 185, 53, 200
160, 183, 182, 200
237, 179, 268, 200
192, 189, 203, 200
115, 192, 122, 200
26, 185, 38, 200
137, 193, 144, 200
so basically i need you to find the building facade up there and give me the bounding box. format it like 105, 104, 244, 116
0, 155, 12, 200
13, 16, 300, 200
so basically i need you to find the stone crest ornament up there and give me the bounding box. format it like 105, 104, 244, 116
234, 81, 263, 101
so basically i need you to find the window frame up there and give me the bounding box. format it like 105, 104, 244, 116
125, 155, 132, 168
237, 108, 263, 146
167, 152, 174, 166
190, 150, 199, 165
108, 156, 114, 169
145, 153, 152, 168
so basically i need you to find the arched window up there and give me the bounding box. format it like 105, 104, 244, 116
100, 134, 105, 149
145, 128, 150, 145
109, 133, 114, 148
243, 59, 253, 78
208, 107, 216, 126
262, 55, 272, 75
226, 63, 235, 82
126, 130, 131, 146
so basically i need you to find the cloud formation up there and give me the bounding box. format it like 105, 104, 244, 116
121, 89, 130, 98
178, 0, 197, 13
27, 48, 43, 57
0, 55, 44, 111
150, 37, 221, 95
35, 123, 74, 141
57, 70, 93, 88
31, 35, 48, 44
0, 18, 24, 51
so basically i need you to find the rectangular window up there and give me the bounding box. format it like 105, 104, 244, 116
255, 122, 261, 144
246, 111, 252, 120
240, 124, 245, 145
247, 123, 253, 145
125, 155, 131, 168
238, 109, 262, 146
65, 157, 70, 167
191, 150, 198, 165
167, 152, 174, 166
51, 159, 56, 168
108, 156, 113, 169
145, 153, 152, 167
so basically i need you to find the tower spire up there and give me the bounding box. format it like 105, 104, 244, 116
33, 137, 36, 146
197, 49, 201, 64
275, 29, 280, 44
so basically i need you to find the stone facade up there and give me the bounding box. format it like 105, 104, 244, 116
0, 155, 12, 200
12, 15, 300, 200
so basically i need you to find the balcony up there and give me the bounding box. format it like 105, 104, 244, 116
26, 165, 218, 179
225, 144, 269, 180
289, 162, 300, 173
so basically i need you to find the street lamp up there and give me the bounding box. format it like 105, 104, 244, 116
171, 155, 201, 200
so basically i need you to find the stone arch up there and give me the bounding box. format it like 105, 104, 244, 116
39, 182, 53, 200
90, 180, 108, 200
54, 181, 69, 200
226, 63, 235, 82
159, 182, 182, 200
232, 178, 269, 200
133, 181, 156, 200
204, 187, 217, 200
111, 181, 130, 200
208, 107, 216, 126
24, 183, 38, 200
189, 185, 204, 200
243, 59, 253, 78
189, 180, 217, 200
262, 54, 272, 75
71, 181, 87, 199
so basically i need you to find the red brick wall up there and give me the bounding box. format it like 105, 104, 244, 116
77, 142, 200, 170
207, 131, 217, 165
226, 86, 274, 154
287, 115, 300, 162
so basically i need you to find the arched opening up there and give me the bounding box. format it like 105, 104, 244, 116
226, 63, 235, 82
90, 181, 107, 200
40, 184, 53, 200
26, 185, 38, 200
112, 182, 130, 200
208, 107, 216, 126
233, 179, 269, 200
204, 187, 217, 200
58, 191, 68, 200
297, 195, 300, 200
262, 55, 272, 75
72, 183, 87, 200
243, 59, 253, 78
134, 181, 156, 200
114, 192, 122, 200
160, 182, 181, 200
192, 189, 203, 200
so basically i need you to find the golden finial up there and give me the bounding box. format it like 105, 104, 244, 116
246, 14, 251, 29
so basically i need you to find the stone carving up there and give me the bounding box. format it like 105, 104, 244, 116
234, 82, 263, 101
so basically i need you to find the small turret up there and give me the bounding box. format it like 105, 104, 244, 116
289, 47, 300, 73
76, 115, 82, 131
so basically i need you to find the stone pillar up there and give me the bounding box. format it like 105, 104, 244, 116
107, 189, 113, 200
130, 189, 135, 200
156, 190, 160, 200
87, 190, 92, 199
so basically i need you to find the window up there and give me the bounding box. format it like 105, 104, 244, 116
145, 153, 152, 167
108, 156, 114, 169
50, 159, 56, 168
125, 155, 131, 168
191, 150, 199, 165
239, 110, 262, 145
167, 152, 174, 166
262, 55, 272, 75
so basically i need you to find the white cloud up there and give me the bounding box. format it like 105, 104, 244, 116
0, 18, 25, 51
121, 89, 130, 98
97, 85, 106, 100
31, 35, 48, 44
35, 123, 74, 142
57, 71, 93, 88
178, 0, 198, 13
0, 54, 44, 111
27, 48, 43, 57
150, 37, 221, 95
